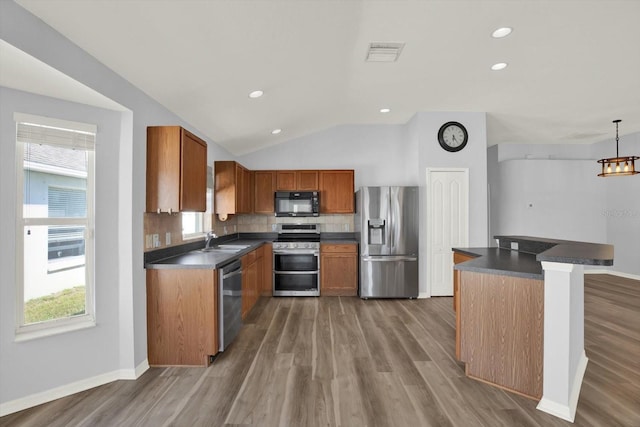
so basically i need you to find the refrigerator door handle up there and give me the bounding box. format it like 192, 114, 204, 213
362, 255, 418, 262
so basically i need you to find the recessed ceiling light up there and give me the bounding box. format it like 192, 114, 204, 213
271, 128, 282, 135
248, 90, 264, 99
380, 108, 391, 113
491, 62, 508, 71
492, 27, 513, 38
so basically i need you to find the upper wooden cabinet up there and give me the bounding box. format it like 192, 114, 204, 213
276, 170, 319, 191
254, 171, 276, 213
214, 161, 253, 217
319, 170, 354, 213
146, 126, 207, 213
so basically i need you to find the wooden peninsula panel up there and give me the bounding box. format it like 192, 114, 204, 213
459, 270, 544, 400
453, 251, 476, 360
147, 269, 217, 367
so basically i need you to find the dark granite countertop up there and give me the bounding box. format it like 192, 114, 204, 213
145, 238, 270, 270
452, 247, 544, 280
145, 231, 359, 269
494, 235, 613, 266
453, 236, 614, 279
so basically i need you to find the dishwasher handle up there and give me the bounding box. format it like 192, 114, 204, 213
222, 269, 242, 280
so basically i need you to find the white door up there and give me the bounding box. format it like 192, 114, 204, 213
427, 169, 469, 296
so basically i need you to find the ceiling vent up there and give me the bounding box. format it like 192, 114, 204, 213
365, 42, 405, 62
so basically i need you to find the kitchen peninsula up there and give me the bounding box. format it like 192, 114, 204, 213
453, 236, 613, 423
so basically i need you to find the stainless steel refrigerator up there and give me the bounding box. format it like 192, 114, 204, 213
355, 186, 419, 298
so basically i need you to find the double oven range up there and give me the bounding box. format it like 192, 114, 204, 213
272, 224, 320, 296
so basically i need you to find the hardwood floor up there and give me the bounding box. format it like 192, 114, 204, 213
2, 274, 639, 427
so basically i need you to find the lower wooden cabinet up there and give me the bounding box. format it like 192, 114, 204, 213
241, 250, 259, 320
146, 269, 218, 366
320, 243, 358, 296
261, 243, 273, 296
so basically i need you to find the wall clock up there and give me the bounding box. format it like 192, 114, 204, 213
438, 121, 468, 152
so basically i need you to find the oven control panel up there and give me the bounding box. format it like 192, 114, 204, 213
273, 241, 320, 250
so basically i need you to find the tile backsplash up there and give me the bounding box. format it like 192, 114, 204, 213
236, 214, 354, 233
143, 212, 354, 252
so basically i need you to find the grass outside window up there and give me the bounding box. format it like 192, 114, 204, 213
24, 286, 86, 324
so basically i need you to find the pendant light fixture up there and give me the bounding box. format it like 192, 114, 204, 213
597, 120, 639, 177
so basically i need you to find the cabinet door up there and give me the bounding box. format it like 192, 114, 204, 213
214, 161, 238, 215
242, 167, 253, 213
319, 170, 355, 213
146, 269, 217, 366
180, 129, 207, 212
146, 126, 182, 213
261, 243, 273, 296
276, 171, 296, 190
235, 164, 246, 213
254, 171, 276, 213
241, 251, 259, 320
320, 244, 358, 296
296, 170, 319, 190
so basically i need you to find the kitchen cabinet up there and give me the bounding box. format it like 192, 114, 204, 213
215, 161, 253, 218
320, 243, 358, 296
261, 243, 273, 296
453, 250, 476, 360
146, 126, 207, 213
241, 249, 260, 320
276, 170, 319, 191
319, 170, 354, 213
146, 268, 217, 366
254, 170, 276, 213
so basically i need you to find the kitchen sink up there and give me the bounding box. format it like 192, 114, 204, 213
199, 244, 250, 253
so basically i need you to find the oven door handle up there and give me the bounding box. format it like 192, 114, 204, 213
273, 250, 319, 255
274, 270, 320, 275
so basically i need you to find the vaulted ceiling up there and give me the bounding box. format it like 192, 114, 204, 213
11, 0, 640, 155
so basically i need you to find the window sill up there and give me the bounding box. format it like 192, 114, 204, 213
15, 315, 96, 342
182, 232, 207, 241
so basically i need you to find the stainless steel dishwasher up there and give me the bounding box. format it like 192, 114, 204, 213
218, 259, 242, 351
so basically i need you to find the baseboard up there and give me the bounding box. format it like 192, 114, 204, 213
536, 351, 588, 423
0, 358, 149, 417
418, 291, 431, 299
585, 269, 640, 281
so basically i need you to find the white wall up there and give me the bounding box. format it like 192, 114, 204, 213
0, 1, 234, 411
239, 124, 417, 188
490, 134, 640, 276
0, 88, 123, 403
497, 159, 607, 243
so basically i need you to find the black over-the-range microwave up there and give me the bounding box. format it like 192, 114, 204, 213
274, 191, 320, 217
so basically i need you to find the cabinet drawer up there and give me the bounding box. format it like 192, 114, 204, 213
321, 243, 357, 254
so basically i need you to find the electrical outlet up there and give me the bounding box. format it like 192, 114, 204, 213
223, 226, 228, 234
153, 234, 160, 248
272, 223, 277, 232
145, 234, 152, 249
165, 232, 171, 245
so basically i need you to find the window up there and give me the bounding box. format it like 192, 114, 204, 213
15, 113, 96, 339
182, 167, 212, 239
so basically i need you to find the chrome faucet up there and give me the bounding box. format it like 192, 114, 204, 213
205, 231, 218, 248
